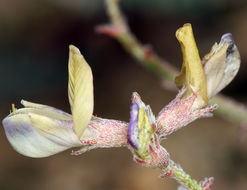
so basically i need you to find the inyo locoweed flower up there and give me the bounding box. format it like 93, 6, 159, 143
156, 23, 240, 138
2, 45, 128, 158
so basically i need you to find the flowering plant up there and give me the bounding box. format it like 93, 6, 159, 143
2, 23, 240, 190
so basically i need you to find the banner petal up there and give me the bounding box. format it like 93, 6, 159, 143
175, 23, 208, 107
68, 45, 94, 139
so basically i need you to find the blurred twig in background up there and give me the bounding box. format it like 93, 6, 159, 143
96, 0, 247, 128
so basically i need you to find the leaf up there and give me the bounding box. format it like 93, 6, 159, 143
68, 45, 94, 139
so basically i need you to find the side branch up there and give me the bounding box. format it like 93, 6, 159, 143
98, 0, 247, 127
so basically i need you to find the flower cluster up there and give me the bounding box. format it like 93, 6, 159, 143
2, 23, 240, 189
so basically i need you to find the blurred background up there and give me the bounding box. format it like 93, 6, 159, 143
0, 0, 247, 189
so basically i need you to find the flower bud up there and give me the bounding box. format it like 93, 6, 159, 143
128, 92, 169, 169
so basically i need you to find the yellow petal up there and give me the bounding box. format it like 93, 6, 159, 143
175, 23, 208, 107
68, 45, 94, 139
29, 113, 80, 147
21, 100, 72, 120
136, 105, 154, 159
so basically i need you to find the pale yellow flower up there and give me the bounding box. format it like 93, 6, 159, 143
2, 45, 94, 157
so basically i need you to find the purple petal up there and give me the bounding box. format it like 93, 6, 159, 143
221, 33, 234, 57
221, 33, 232, 40
127, 99, 139, 150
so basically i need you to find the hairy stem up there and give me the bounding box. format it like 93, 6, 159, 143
162, 160, 203, 190
101, 0, 247, 127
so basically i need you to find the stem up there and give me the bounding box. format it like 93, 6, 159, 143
102, 0, 247, 127
211, 95, 247, 125
104, 0, 178, 82
163, 160, 203, 190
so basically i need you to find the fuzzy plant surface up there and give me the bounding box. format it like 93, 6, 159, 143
2, 23, 240, 190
